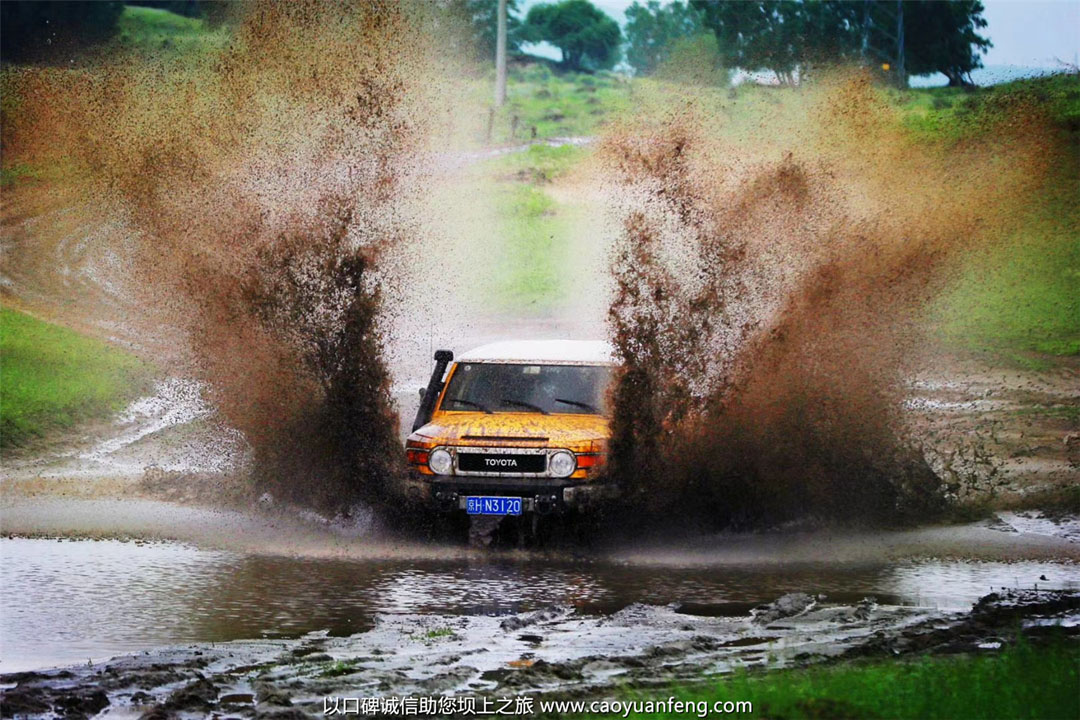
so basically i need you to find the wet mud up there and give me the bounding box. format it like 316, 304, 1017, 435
1, 589, 1076, 718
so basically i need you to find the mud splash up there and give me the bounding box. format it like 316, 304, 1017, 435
602, 73, 1060, 528
3, 1, 455, 512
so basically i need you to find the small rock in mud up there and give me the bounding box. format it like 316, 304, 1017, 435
54, 689, 109, 718
479, 668, 510, 683
255, 683, 293, 707
985, 514, 1019, 533
162, 677, 218, 711
499, 606, 570, 631
220, 693, 256, 705
300, 653, 334, 663
500, 659, 583, 689
972, 588, 1080, 622
644, 640, 693, 659
752, 593, 816, 624
581, 659, 626, 675
289, 644, 328, 658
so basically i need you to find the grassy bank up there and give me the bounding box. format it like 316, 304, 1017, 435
913, 74, 1080, 360
934, 192, 1079, 361
0, 307, 149, 449
580, 639, 1078, 720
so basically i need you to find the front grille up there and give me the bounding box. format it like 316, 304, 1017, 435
457, 452, 547, 474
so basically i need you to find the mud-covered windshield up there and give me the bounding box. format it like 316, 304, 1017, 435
440, 363, 613, 415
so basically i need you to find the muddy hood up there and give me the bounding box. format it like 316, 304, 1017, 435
413, 412, 608, 451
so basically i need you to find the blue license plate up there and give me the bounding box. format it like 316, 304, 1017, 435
466, 496, 523, 516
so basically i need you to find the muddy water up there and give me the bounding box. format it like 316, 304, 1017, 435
3, 537, 1077, 673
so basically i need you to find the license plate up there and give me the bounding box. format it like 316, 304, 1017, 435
465, 496, 523, 516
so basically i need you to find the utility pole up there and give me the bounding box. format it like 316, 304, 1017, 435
895, 0, 906, 87
495, 0, 507, 107
860, 0, 871, 62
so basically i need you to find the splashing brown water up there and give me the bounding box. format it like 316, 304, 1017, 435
3, 0, 458, 511
3, 16, 1065, 532
601, 73, 1060, 528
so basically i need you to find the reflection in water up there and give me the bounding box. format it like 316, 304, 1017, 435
2, 538, 1077, 672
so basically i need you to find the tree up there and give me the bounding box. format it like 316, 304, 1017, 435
449, 0, 524, 63
902, 0, 991, 86
691, 1, 860, 84
624, 0, 706, 76
0, 1, 125, 62
657, 33, 731, 87
523, 0, 621, 73
692, 0, 991, 87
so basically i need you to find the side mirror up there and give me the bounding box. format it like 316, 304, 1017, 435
418, 387, 427, 400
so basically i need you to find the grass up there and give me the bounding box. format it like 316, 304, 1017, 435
472, 66, 633, 145
482, 145, 586, 311
112, 5, 229, 58
488, 143, 587, 182
899, 73, 1080, 142
905, 74, 1080, 359
319, 660, 359, 678
575, 638, 1078, 720
423, 627, 456, 640
934, 191, 1079, 358
0, 307, 150, 449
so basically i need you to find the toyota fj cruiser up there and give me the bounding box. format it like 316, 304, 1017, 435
403, 340, 618, 518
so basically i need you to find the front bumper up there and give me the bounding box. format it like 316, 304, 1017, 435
401, 475, 618, 513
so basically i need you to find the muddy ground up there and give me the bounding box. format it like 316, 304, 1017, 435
1, 588, 1077, 719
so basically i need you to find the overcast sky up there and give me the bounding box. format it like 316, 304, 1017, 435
520, 0, 1080, 72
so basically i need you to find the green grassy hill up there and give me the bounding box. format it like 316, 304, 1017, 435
1, 307, 149, 449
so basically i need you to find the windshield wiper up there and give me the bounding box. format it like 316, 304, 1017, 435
500, 398, 549, 414
448, 398, 492, 413
554, 397, 600, 414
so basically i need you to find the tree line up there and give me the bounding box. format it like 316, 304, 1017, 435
465, 0, 991, 86
2, 0, 991, 87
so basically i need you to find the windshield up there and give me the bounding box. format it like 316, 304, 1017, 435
439, 363, 613, 416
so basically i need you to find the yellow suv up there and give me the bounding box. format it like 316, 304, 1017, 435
403, 340, 617, 517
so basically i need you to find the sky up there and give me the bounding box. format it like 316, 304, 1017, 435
519, 0, 1080, 79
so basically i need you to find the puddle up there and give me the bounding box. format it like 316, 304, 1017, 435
2, 537, 1078, 673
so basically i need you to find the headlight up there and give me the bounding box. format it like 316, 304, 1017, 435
549, 450, 576, 478
428, 449, 453, 475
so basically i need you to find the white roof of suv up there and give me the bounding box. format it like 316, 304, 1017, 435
456, 340, 616, 365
